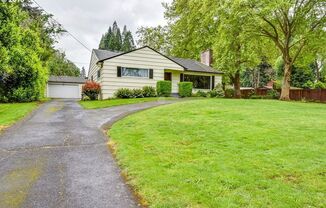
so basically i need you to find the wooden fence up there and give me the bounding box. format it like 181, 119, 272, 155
241, 88, 326, 102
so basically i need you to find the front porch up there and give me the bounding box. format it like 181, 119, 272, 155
164, 69, 222, 94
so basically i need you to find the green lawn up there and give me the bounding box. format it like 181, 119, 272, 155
109, 99, 326, 207
0, 102, 38, 131
79, 97, 176, 109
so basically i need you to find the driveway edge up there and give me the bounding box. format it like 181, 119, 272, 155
100, 101, 177, 207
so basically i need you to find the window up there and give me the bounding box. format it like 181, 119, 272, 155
184, 74, 211, 89
121, 67, 149, 78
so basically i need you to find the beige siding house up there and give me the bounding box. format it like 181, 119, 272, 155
88, 46, 223, 99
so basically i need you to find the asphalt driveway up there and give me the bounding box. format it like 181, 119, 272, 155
0, 99, 175, 208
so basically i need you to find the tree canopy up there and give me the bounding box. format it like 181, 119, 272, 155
136, 25, 171, 54
162, 0, 326, 99
99, 21, 135, 52
0, 0, 79, 102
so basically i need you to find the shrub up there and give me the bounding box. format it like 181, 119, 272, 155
156, 81, 171, 97
209, 84, 224, 98
115, 88, 133, 98
250, 95, 264, 99
132, 89, 144, 98
266, 89, 280, 99
314, 81, 326, 89
303, 80, 314, 89
11, 87, 37, 102
178, 82, 193, 97
82, 81, 101, 100
194, 90, 207, 97
273, 80, 282, 90
142, 86, 156, 97
224, 88, 234, 98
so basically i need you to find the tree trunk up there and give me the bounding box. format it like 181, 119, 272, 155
315, 59, 320, 82
280, 62, 291, 100
234, 71, 241, 98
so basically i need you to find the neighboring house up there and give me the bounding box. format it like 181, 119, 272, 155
88, 46, 223, 99
46, 76, 85, 99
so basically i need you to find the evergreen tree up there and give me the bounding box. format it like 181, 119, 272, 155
122, 25, 135, 52
81, 67, 86, 78
98, 21, 135, 52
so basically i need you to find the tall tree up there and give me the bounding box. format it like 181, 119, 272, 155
0, 1, 48, 102
213, 0, 260, 97
163, 0, 218, 59
163, 0, 263, 97
47, 50, 80, 77
136, 25, 171, 54
121, 25, 135, 52
248, 0, 326, 100
98, 21, 135, 52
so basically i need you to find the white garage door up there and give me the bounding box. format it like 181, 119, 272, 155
48, 84, 80, 99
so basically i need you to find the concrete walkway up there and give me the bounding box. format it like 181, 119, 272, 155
0, 99, 176, 208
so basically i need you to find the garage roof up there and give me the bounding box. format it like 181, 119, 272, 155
48, 76, 86, 84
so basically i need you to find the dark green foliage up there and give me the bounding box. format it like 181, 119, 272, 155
99, 21, 135, 52
249, 89, 280, 99
132, 89, 144, 98
209, 84, 224, 98
115, 86, 157, 99
142, 86, 156, 97
224, 88, 235, 98
241, 58, 275, 88
178, 82, 192, 97
291, 67, 314, 88
266, 89, 280, 99
276, 60, 314, 88
122, 25, 136, 52
115, 88, 133, 98
11, 87, 37, 102
194, 90, 208, 97
156, 81, 172, 97
47, 50, 80, 76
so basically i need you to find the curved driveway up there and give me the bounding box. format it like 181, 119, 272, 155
0, 99, 176, 208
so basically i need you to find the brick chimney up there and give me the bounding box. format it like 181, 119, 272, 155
200, 49, 212, 66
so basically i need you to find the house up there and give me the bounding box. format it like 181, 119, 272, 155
46, 76, 86, 99
88, 46, 223, 99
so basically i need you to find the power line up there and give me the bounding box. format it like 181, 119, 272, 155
31, 0, 92, 52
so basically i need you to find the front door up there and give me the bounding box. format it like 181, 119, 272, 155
164, 72, 172, 81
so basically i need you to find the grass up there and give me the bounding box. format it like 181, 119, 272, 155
79, 97, 176, 109
109, 99, 326, 207
0, 102, 38, 131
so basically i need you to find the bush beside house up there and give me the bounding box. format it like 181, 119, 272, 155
115, 86, 157, 99
142, 86, 156, 97
178, 82, 192, 97
156, 81, 172, 97
82, 81, 101, 100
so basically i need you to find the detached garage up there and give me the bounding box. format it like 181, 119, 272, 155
47, 76, 85, 99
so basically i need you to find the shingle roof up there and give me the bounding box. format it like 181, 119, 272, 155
48, 76, 86, 84
93, 46, 223, 74
169, 57, 222, 74
93, 49, 120, 61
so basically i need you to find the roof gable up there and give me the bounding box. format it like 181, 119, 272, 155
96, 46, 185, 69
91, 46, 223, 74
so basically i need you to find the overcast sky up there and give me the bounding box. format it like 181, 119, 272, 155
34, 0, 171, 72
